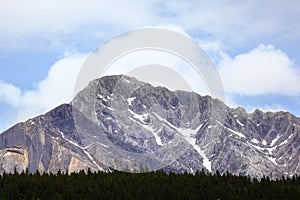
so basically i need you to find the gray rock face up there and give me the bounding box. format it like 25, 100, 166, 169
0, 75, 299, 179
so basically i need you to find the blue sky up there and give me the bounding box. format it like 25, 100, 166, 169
0, 0, 300, 132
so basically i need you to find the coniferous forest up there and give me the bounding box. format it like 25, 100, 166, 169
0, 169, 299, 200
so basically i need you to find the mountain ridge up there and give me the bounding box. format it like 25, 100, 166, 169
1, 75, 299, 179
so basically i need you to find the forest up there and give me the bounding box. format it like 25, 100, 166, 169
0, 169, 299, 200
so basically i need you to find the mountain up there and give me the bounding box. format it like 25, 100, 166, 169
0, 75, 299, 179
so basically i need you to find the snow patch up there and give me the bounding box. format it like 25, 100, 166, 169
178, 124, 211, 172
178, 124, 203, 138
226, 127, 246, 138
270, 135, 281, 146
248, 141, 276, 155
59, 131, 103, 171
215, 119, 246, 138
127, 97, 136, 105
251, 138, 259, 144
128, 109, 148, 122
124, 78, 131, 84
152, 112, 177, 130
267, 156, 277, 165
278, 140, 288, 146
97, 94, 108, 102
100, 143, 109, 148
142, 124, 163, 146
278, 134, 293, 146
151, 112, 212, 171
192, 143, 212, 172
60, 131, 82, 148
266, 146, 277, 155
190, 168, 194, 174
236, 119, 244, 126
83, 150, 103, 170
247, 142, 265, 151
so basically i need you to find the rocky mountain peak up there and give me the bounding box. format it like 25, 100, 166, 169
0, 75, 299, 179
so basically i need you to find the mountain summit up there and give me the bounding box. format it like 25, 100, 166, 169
0, 75, 299, 179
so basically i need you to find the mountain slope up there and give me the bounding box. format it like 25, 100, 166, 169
0, 75, 299, 179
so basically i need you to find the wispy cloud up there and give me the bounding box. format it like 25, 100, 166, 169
1, 1, 299, 51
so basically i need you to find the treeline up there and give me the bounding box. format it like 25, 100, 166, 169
0, 169, 299, 200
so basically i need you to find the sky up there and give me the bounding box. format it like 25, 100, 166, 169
0, 0, 300, 132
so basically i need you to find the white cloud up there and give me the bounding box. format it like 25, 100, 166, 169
0, 1, 300, 131
197, 40, 225, 64
218, 44, 300, 96
0, 53, 87, 130
163, 1, 300, 42
1, 40, 300, 132
151, 24, 192, 38
0, 81, 21, 107
1, 1, 300, 50
0, 0, 158, 49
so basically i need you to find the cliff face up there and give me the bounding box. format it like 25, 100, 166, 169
0, 104, 99, 174
0, 75, 299, 179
